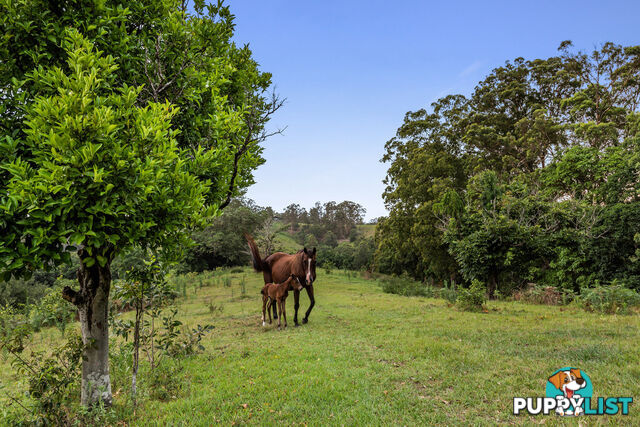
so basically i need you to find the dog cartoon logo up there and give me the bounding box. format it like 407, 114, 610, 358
514, 367, 632, 416
546, 367, 593, 416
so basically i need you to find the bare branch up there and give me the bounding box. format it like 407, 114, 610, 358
218, 92, 286, 210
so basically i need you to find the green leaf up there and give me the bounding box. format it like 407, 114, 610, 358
70, 232, 84, 246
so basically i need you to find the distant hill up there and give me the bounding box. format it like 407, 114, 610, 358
357, 224, 376, 238
272, 223, 377, 254
274, 229, 301, 252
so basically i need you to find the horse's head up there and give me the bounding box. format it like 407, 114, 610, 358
286, 273, 304, 291
301, 247, 316, 286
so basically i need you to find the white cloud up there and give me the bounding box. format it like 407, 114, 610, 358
458, 60, 486, 78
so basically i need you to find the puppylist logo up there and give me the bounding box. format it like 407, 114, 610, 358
513, 367, 633, 416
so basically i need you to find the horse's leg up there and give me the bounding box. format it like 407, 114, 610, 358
302, 285, 315, 324
261, 295, 266, 327
267, 299, 273, 324
293, 288, 301, 327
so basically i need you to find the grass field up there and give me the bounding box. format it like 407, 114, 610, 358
2, 268, 639, 425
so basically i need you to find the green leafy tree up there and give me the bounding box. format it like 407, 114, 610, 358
378, 95, 468, 281
304, 234, 319, 249
322, 230, 338, 248
353, 237, 375, 271
321, 201, 365, 239
442, 172, 527, 297
559, 42, 640, 149
179, 198, 266, 271
0, 0, 278, 406
378, 41, 640, 291
1, 0, 282, 207
1, 32, 208, 406
282, 203, 303, 233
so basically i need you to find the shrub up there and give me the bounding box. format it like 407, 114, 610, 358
206, 299, 224, 315
0, 276, 48, 307
439, 282, 458, 304
324, 262, 334, 275
239, 275, 247, 295
0, 304, 32, 353
513, 284, 574, 305
0, 328, 87, 425
381, 275, 433, 297
27, 278, 77, 334
456, 280, 487, 312
578, 282, 640, 314
157, 309, 214, 357
222, 275, 232, 287
25, 334, 84, 421
148, 359, 184, 401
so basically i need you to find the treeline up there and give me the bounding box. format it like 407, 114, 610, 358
179, 199, 374, 273
279, 201, 374, 271
1, 198, 375, 306
377, 41, 640, 297
282, 201, 365, 241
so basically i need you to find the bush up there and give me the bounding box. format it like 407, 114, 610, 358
0, 262, 78, 307
0, 276, 48, 307
148, 359, 184, 401
439, 282, 458, 304
177, 198, 265, 273
0, 327, 88, 425
0, 304, 32, 353
222, 275, 232, 287
28, 278, 77, 334
456, 280, 487, 312
513, 284, 574, 305
381, 275, 434, 297
578, 282, 640, 314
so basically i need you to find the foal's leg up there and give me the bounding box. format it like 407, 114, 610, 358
263, 271, 277, 320
303, 284, 315, 324
277, 300, 282, 329
267, 299, 273, 324
282, 297, 287, 328
261, 295, 267, 327
293, 288, 301, 326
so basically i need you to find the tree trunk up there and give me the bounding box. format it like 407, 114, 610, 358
62, 247, 114, 407
132, 303, 142, 406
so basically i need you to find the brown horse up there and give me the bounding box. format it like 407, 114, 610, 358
261, 274, 304, 328
245, 234, 316, 326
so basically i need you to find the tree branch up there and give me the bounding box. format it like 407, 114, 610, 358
218, 91, 286, 210
62, 286, 83, 306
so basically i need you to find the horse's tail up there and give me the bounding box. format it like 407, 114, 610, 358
245, 233, 266, 272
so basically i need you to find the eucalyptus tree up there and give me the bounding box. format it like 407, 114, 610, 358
377, 41, 640, 287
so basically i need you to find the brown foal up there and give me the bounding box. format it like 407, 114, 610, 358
261, 274, 303, 329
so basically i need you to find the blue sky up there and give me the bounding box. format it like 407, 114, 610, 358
229, 0, 640, 220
